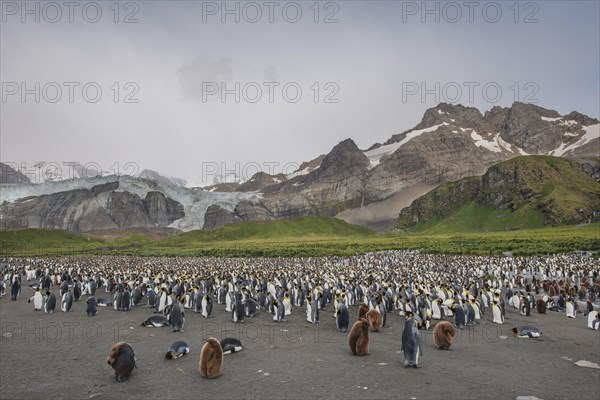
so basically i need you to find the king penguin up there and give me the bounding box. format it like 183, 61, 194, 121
306, 295, 319, 324
165, 340, 189, 359
401, 313, 423, 368
588, 311, 600, 330
61, 289, 73, 312
202, 294, 213, 318
169, 297, 186, 332
492, 301, 504, 324
44, 290, 56, 313
29, 288, 43, 310
86, 297, 98, 317
336, 303, 350, 332
566, 298, 576, 318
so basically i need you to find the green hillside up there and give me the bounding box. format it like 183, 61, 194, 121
395, 156, 600, 233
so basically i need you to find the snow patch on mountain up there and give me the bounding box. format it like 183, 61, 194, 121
550, 124, 600, 157
541, 116, 562, 122
364, 123, 449, 168
470, 131, 502, 153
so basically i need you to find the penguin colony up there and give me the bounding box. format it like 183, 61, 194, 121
2, 250, 599, 378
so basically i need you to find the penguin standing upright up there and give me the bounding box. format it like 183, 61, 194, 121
131, 287, 142, 306
147, 289, 156, 309
44, 290, 56, 313
61, 290, 73, 312
245, 297, 257, 318
273, 299, 285, 322
225, 291, 235, 312
306, 295, 319, 324
199, 338, 223, 379
29, 288, 43, 310
169, 297, 186, 332
348, 318, 369, 356
566, 298, 576, 318
10, 276, 20, 301
451, 305, 466, 329
433, 321, 456, 350
232, 293, 245, 323
366, 309, 383, 332
520, 295, 531, 316
336, 303, 350, 332
587, 311, 600, 330
114, 289, 123, 311
464, 302, 476, 326
107, 342, 136, 382
193, 289, 203, 313
73, 280, 82, 301
121, 289, 131, 311
283, 293, 292, 316
431, 299, 443, 320
156, 288, 168, 313
401, 313, 423, 368
86, 297, 98, 316
492, 301, 504, 324
202, 295, 213, 318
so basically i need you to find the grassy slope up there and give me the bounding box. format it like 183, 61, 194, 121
1, 220, 598, 257
396, 156, 600, 233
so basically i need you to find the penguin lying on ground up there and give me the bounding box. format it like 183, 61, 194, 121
165, 340, 189, 359
220, 338, 243, 354
140, 315, 170, 327
511, 326, 542, 338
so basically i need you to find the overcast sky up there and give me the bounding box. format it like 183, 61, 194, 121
2, 1, 599, 184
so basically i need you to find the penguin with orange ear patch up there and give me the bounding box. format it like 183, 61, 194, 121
348, 318, 369, 356
366, 309, 383, 332
107, 342, 136, 382
401, 311, 423, 368
199, 337, 223, 379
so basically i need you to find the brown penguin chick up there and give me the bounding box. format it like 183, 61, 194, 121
433, 321, 456, 350
348, 318, 369, 356
107, 342, 136, 382
548, 286, 556, 297
199, 337, 223, 379
357, 303, 369, 320
365, 309, 383, 332
536, 299, 546, 314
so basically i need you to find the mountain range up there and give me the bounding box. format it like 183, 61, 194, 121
1, 102, 598, 233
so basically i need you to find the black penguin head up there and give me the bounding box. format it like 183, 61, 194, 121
165, 351, 174, 360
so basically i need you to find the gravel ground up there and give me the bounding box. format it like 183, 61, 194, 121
1, 286, 599, 400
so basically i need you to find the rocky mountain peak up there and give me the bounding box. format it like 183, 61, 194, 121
320, 139, 370, 172
0, 162, 31, 184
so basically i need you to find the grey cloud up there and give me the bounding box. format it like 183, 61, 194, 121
177, 56, 234, 101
